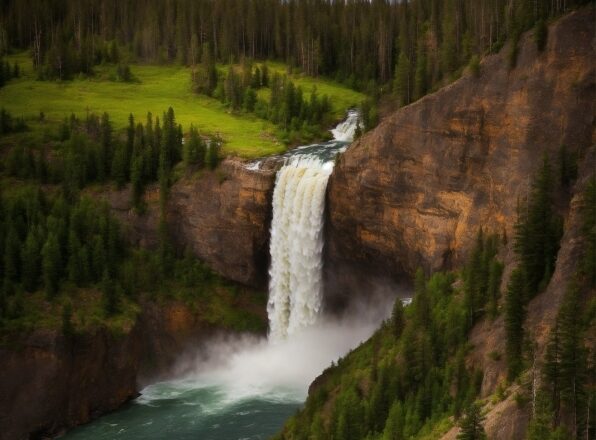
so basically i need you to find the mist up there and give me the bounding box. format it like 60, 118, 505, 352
138, 292, 397, 408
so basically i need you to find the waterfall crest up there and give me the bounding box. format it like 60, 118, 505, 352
267, 111, 359, 341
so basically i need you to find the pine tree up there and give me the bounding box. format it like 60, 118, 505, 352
392, 297, 405, 339
42, 233, 61, 298
383, 401, 405, 440
456, 403, 486, 440
21, 230, 40, 292
3, 226, 21, 283
504, 268, 527, 380
414, 46, 427, 100
394, 52, 411, 107
111, 143, 127, 188
99, 112, 112, 181
487, 260, 504, 319
131, 155, 144, 211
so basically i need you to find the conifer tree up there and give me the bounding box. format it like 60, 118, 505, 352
505, 268, 527, 380
456, 403, 486, 440
21, 229, 40, 292
392, 297, 405, 339
394, 52, 411, 106
42, 233, 61, 298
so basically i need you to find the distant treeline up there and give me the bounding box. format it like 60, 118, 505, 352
1, 0, 591, 95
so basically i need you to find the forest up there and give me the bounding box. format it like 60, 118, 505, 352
1, 0, 591, 99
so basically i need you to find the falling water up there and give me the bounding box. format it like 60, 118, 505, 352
267, 111, 360, 341
331, 109, 361, 142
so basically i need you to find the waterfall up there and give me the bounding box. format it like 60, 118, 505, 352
267, 111, 359, 341
330, 109, 361, 142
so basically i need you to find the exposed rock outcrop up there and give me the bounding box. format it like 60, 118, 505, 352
325, 7, 595, 305
168, 159, 276, 288
100, 158, 276, 288
0, 300, 261, 440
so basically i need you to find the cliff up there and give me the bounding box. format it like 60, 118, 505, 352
324, 7, 595, 305
0, 298, 263, 440
103, 159, 276, 289
167, 160, 276, 288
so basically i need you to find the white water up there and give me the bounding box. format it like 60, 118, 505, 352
267, 111, 360, 341
331, 109, 362, 142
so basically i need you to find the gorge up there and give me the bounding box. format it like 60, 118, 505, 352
0, 3, 594, 440
60, 112, 383, 439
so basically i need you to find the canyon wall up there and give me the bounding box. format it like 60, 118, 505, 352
0, 301, 255, 440
324, 7, 595, 303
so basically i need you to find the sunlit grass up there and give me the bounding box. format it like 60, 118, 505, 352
1, 53, 365, 158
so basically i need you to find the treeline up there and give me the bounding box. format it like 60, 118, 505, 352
0, 108, 27, 135
2, 0, 591, 91
0, 189, 125, 317
3, 107, 220, 210
0, 57, 19, 87
193, 56, 333, 142
504, 151, 574, 381
279, 232, 504, 439
523, 175, 595, 440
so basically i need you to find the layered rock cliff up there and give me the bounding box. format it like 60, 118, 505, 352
325, 7, 595, 304
167, 160, 276, 288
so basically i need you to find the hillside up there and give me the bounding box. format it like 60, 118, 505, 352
278, 7, 595, 439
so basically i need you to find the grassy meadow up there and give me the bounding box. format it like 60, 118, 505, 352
1, 53, 365, 158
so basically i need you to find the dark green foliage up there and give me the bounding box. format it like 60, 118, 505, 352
581, 178, 596, 286
456, 403, 486, 440
391, 298, 405, 339
199, 66, 333, 143
535, 20, 548, 52
514, 155, 562, 297
469, 55, 480, 78
487, 260, 504, 319
206, 138, 221, 170
193, 43, 218, 96
504, 268, 527, 380
183, 125, 206, 169
463, 230, 500, 328
360, 99, 379, 132
394, 52, 411, 107
0, 108, 27, 135
508, 30, 521, 70
116, 64, 132, 82
42, 233, 61, 298
3, 0, 583, 91
282, 261, 486, 440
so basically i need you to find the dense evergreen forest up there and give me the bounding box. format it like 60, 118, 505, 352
1, 0, 592, 98
0, 105, 267, 338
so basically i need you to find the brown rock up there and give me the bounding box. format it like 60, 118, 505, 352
325, 7, 595, 305
167, 159, 276, 288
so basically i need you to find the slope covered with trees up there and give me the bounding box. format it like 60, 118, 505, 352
277, 153, 595, 439
2, 0, 591, 98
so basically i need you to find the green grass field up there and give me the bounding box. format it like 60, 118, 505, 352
1, 53, 365, 158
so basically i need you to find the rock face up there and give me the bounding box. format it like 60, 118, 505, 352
167, 159, 276, 288
325, 7, 595, 304
0, 301, 235, 440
